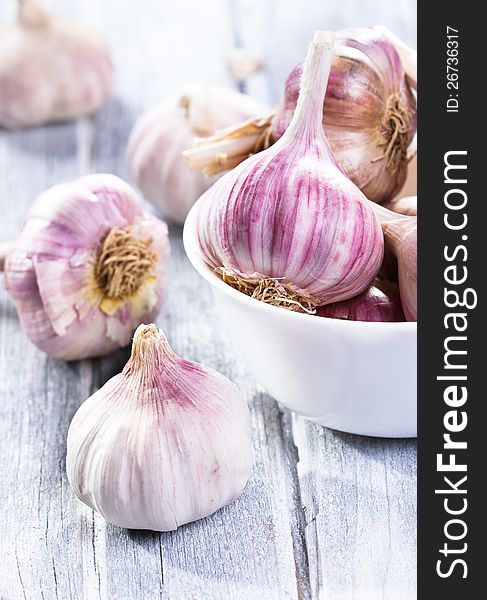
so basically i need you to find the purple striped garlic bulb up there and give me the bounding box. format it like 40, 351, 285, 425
194, 31, 384, 312
271, 27, 417, 204
67, 324, 253, 531
127, 86, 268, 224
316, 279, 405, 322
0, 0, 113, 129
3, 174, 170, 360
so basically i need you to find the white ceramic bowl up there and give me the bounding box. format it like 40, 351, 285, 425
183, 204, 417, 438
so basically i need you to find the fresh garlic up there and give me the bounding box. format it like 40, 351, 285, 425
184, 27, 417, 205
316, 279, 405, 322
194, 31, 384, 312
272, 27, 417, 203
2, 174, 170, 360
66, 324, 253, 531
373, 203, 417, 321
383, 194, 417, 217
127, 86, 268, 224
0, 0, 113, 128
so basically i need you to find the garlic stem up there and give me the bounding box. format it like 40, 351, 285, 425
0, 241, 13, 272
127, 323, 176, 372
283, 31, 335, 143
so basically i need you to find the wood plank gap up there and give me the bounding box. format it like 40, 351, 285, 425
279, 411, 312, 600
76, 116, 96, 175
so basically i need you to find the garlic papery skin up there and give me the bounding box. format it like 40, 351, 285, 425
372, 25, 417, 90
3, 174, 170, 360
0, 0, 113, 129
383, 194, 417, 217
373, 203, 417, 321
316, 279, 405, 322
194, 31, 384, 312
183, 113, 274, 177
392, 152, 417, 203
271, 27, 417, 204
127, 86, 268, 224
66, 324, 253, 531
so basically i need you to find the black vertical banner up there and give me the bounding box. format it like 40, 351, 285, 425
418, 0, 483, 597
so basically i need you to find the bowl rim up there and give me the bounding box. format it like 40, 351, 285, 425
183, 201, 417, 332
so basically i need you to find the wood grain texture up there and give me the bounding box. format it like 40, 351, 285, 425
0, 1, 417, 599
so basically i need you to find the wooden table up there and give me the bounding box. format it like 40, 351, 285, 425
0, 1, 417, 598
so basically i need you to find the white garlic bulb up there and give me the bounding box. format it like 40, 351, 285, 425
127, 85, 268, 224
0, 0, 113, 128
66, 324, 253, 531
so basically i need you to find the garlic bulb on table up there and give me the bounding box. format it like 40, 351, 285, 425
0, 0, 113, 128
67, 324, 253, 531
272, 27, 417, 203
127, 86, 268, 224
194, 31, 384, 312
2, 174, 170, 360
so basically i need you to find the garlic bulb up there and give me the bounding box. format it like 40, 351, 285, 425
66, 324, 253, 531
373, 203, 417, 321
3, 174, 170, 360
194, 32, 384, 312
316, 279, 405, 322
0, 0, 113, 128
127, 86, 268, 224
271, 27, 417, 203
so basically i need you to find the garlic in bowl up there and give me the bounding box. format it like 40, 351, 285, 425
183, 31, 417, 437
183, 203, 417, 438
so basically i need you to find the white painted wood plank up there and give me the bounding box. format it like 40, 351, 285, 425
292, 417, 417, 600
